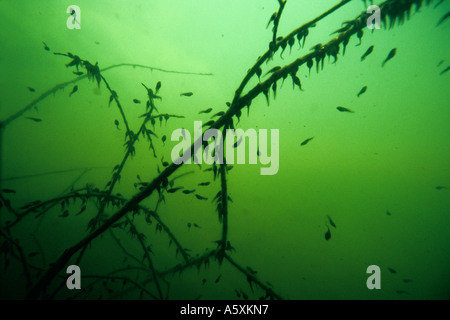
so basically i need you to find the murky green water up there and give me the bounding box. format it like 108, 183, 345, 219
0, 0, 449, 300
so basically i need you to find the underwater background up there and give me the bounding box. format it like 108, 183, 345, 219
0, 0, 449, 300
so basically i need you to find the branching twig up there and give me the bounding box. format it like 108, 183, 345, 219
126, 217, 164, 299
1, 63, 211, 128
232, 0, 352, 109
224, 253, 284, 300
270, 0, 288, 55
0, 229, 32, 288
22, 0, 433, 300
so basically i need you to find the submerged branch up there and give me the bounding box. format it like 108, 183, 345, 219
218, 163, 229, 262
224, 253, 284, 300
0, 229, 32, 288
232, 0, 352, 107
101, 75, 131, 134
23, 0, 433, 299
1, 166, 109, 182
80, 274, 158, 299
128, 218, 164, 300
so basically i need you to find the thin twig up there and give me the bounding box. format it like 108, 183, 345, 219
218, 163, 228, 262
224, 253, 284, 300
1, 63, 212, 128
127, 217, 163, 299
0, 229, 32, 288
1, 167, 109, 182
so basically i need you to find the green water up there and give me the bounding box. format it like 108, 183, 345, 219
0, 0, 449, 300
